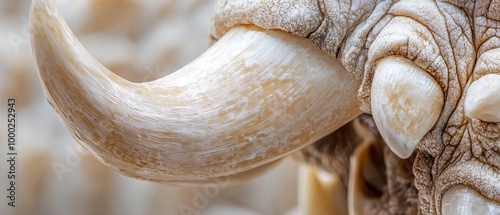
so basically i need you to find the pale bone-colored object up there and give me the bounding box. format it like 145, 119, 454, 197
442, 185, 500, 215
370, 57, 444, 159
346, 132, 419, 215
30, 0, 500, 214
298, 165, 347, 215
348, 140, 380, 215
299, 114, 420, 215
464, 74, 500, 122
30, 0, 361, 182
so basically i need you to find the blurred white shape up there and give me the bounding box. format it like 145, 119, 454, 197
202, 200, 262, 215
221, 158, 299, 215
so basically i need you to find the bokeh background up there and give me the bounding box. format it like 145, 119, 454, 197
0, 0, 304, 214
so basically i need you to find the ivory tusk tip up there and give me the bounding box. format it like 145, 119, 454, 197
370, 57, 444, 159
380, 133, 416, 159
465, 74, 500, 123
30, 0, 56, 21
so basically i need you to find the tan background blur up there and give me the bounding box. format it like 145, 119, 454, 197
0, 0, 303, 214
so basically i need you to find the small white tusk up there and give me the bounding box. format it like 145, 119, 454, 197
370, 57, 444, 159
464, 74, 500, 122
442, 185, 500, 215
299, 165, 347, 215
30, 0, 361, 182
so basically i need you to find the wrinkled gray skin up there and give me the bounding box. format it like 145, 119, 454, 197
212, 0, 500, 214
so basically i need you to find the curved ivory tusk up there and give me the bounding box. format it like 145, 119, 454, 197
464, 74, 500, 123
370, 57, 444, 159
30, 0, 362, 182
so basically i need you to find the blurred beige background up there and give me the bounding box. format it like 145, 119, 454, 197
0, 0, 303, 214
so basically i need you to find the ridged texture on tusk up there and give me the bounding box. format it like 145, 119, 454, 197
299, 165, 347, 215
464, 74, 500, 122
442, 185, 500, 215
370, 57, 444, 159
30, 0, 361, 182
